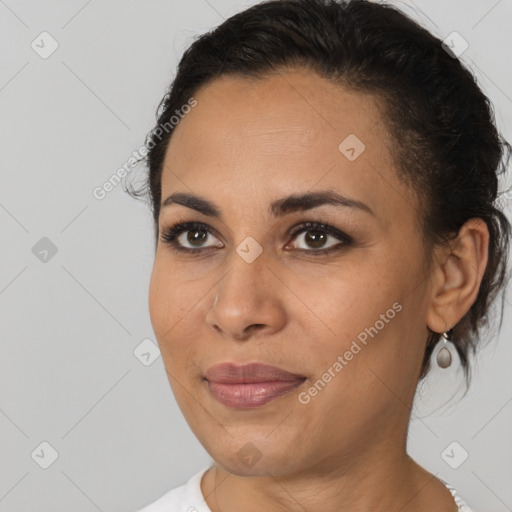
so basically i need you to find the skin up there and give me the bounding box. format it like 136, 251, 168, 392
148, 67, 489, 512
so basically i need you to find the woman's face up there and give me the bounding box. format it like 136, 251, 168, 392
149, 68, 434, 476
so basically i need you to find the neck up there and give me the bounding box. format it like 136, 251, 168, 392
201, 449, 458, 512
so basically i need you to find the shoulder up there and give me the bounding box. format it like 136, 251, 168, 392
133, 466, 212, 512
440, 479, 476, 512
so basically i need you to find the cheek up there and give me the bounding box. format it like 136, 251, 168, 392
300, 259, 396, 336
148, 264, 172, 339
311, 268, 423, 413
148, 260, 193, 350
148, 263, 207, 422
299, 258, 410, 378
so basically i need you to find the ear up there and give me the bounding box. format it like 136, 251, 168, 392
426, 218, 490, 333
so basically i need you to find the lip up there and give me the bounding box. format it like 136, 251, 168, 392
204, 362, 306, 383
204, 362, 307, 409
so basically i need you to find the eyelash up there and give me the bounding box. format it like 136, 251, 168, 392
159, 220, 353, 256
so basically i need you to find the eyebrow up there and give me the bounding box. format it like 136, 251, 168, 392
161, 190, 374, 218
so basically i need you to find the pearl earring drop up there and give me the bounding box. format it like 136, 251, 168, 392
436, 330, 453, 369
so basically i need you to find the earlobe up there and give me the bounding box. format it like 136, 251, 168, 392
426, 218, 489, 334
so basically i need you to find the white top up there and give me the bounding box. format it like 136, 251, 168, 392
133, 467, 475, 512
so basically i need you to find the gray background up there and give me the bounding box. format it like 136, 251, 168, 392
1, 0, 511, 511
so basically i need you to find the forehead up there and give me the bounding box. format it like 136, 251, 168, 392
160, 68, 413, 222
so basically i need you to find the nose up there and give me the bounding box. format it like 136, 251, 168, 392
205, 251, 287, 341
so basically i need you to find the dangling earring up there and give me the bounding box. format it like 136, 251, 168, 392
436, 329, 453, 369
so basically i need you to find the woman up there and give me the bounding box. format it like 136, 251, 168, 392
128, 0, 511, 510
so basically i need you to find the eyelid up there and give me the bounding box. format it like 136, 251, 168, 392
287, 221, 352, 245
160, 221, 223, 251
159, 219, 353, 255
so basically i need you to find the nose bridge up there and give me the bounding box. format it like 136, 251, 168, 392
199, 190, 310, 339
206, 236, 286, 338
219, 236, 270, 300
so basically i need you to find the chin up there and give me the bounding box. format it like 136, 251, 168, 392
216, 459, 299, 478
205, 437, 303, 478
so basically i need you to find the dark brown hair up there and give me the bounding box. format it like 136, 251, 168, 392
126, 0, 512, 385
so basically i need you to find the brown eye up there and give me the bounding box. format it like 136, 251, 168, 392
160, 222, 223, 252
287, 222, 353, 254
184, 227, 208, 247
303, 230, 329, 249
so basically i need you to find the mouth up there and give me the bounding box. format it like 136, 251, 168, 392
203, 362, 307, 409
